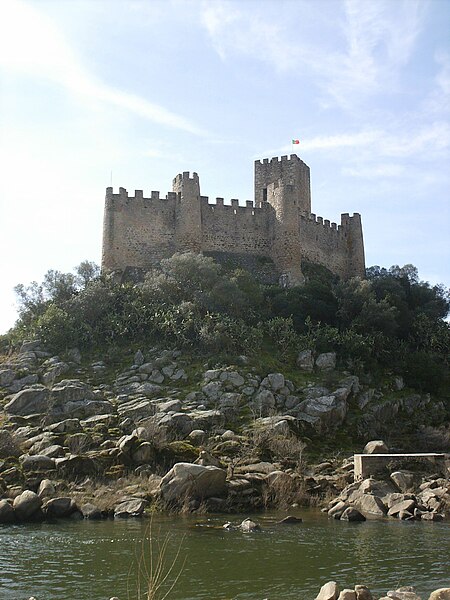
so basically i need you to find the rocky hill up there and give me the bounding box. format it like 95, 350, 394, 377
0, 339, 448, 524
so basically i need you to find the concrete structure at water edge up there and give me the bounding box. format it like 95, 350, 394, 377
102, 154, 365, 285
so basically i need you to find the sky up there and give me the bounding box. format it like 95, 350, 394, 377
0, 0, 449, 333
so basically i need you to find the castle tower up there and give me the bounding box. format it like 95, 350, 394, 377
173, 172, 202, 253
254, 154, 311, 213
102, 187, 126, 273
341, 213, 365, 278
267, 180, 304, 285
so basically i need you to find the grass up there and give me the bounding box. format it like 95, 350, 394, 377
128, 519, 185, 600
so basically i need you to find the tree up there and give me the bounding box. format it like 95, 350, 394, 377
75, 260, 100, 288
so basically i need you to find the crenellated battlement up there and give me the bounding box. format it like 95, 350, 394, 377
105, 188, 181, 204
102, 154, 365, 282
173, 171, 199, 185
255, 154, 306, 167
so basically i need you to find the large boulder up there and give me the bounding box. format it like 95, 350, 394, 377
296, 395, 347, 431
390, 471, 415, 492
114, 498, 147, 518
51, 379, 94, 404
363, 440, 389, 454
315, 352, 336, 371
44, 497, 77, 518
21, 454, 56, 471
159, 462, 227, 503
340, 507, 366, 522
429, 590, 450, 600
354, 493, 387, 517
355, 586, 373, 600
315, 581, 340, 600
297, 350, 314, 372
13, 490, 42, 520
5, 385, 50, 416
0, 500, 15, 523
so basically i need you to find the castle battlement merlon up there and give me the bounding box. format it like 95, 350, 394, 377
102, 154, 365, 284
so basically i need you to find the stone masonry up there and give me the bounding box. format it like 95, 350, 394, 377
102, 154, 365, 285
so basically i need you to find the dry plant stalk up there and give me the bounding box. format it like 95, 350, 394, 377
128, 518, 185, 600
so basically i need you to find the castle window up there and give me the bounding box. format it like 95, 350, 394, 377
263, 188, 267, 202
234, 209, 237, 215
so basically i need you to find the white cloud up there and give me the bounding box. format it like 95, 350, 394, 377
342, 164, 405, 178
0, 0, 205, 135
200, 0, 424, 109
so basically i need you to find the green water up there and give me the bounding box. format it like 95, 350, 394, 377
0, 510, 449, 599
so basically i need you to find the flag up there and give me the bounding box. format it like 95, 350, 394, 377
292, 139, 300, 144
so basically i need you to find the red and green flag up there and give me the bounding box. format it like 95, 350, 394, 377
292, 139, 300, 144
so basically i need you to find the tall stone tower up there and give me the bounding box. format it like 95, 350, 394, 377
254, 155, 311, 213
173, 172, 202, 253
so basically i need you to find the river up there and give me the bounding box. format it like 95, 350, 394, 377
0, 510, 449, 599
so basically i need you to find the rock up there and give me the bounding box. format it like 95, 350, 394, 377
136, 382, 162, 397
297, 349, 314, 371
355, 586, 373, 600
315, 581, 340, 600
117, 399, 155, 422
338, 591, 357, 600
44, 497, 76, 518
159, 462, 227, 503
219, 371, 245, 387
328, 501, 348, 519
20, 340, 42, 352
38, 479, 56, 498
81, 503, 102, 519
315, 352, 336, 371
0, 368, 16, 387
114, 498, 147, 518
51, 379, 94, 403
40, 444, 65, 458
420, 512, 444, 521
195, 450, 222, 468
266, 372, 285, 392
296, 395, 347, 431
47, 419, 81, 434
0, 500, 15, 523
41, 361, 69, 385
134, 349, 145, 366
55, 454, 97, 476
340, 507, 366, 522
387, 499, 416, 517
5, 385, 50, 416
66, 348, 82, 364
252, 389, 276, 416
428, 590, 450, 600
21, 454, 56, 471
354, 493, 387, 517
387, 588, 421, 600
188, 429, 207, 444
132, 442, 155, 465
13, 490, 43, 520
240, 518, 261, 532
363, 440, 389, 454
390, 471, 415, 492
277, 515, 302, 524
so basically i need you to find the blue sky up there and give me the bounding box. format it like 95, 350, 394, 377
0, 0, 449, 333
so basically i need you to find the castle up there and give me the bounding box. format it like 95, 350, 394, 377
102, 154, 365, 285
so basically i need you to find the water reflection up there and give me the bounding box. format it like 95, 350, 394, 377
0, 511, 449, 599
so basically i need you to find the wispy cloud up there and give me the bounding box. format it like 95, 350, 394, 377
260, 122, 450, 174
200, 0, 424, 109
0, 0, 206, 135
342, 164, 405, 178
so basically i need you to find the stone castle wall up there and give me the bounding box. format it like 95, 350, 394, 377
102, 155, 365, 284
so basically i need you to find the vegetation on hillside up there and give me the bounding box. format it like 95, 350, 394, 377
3, 253, 449, 396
